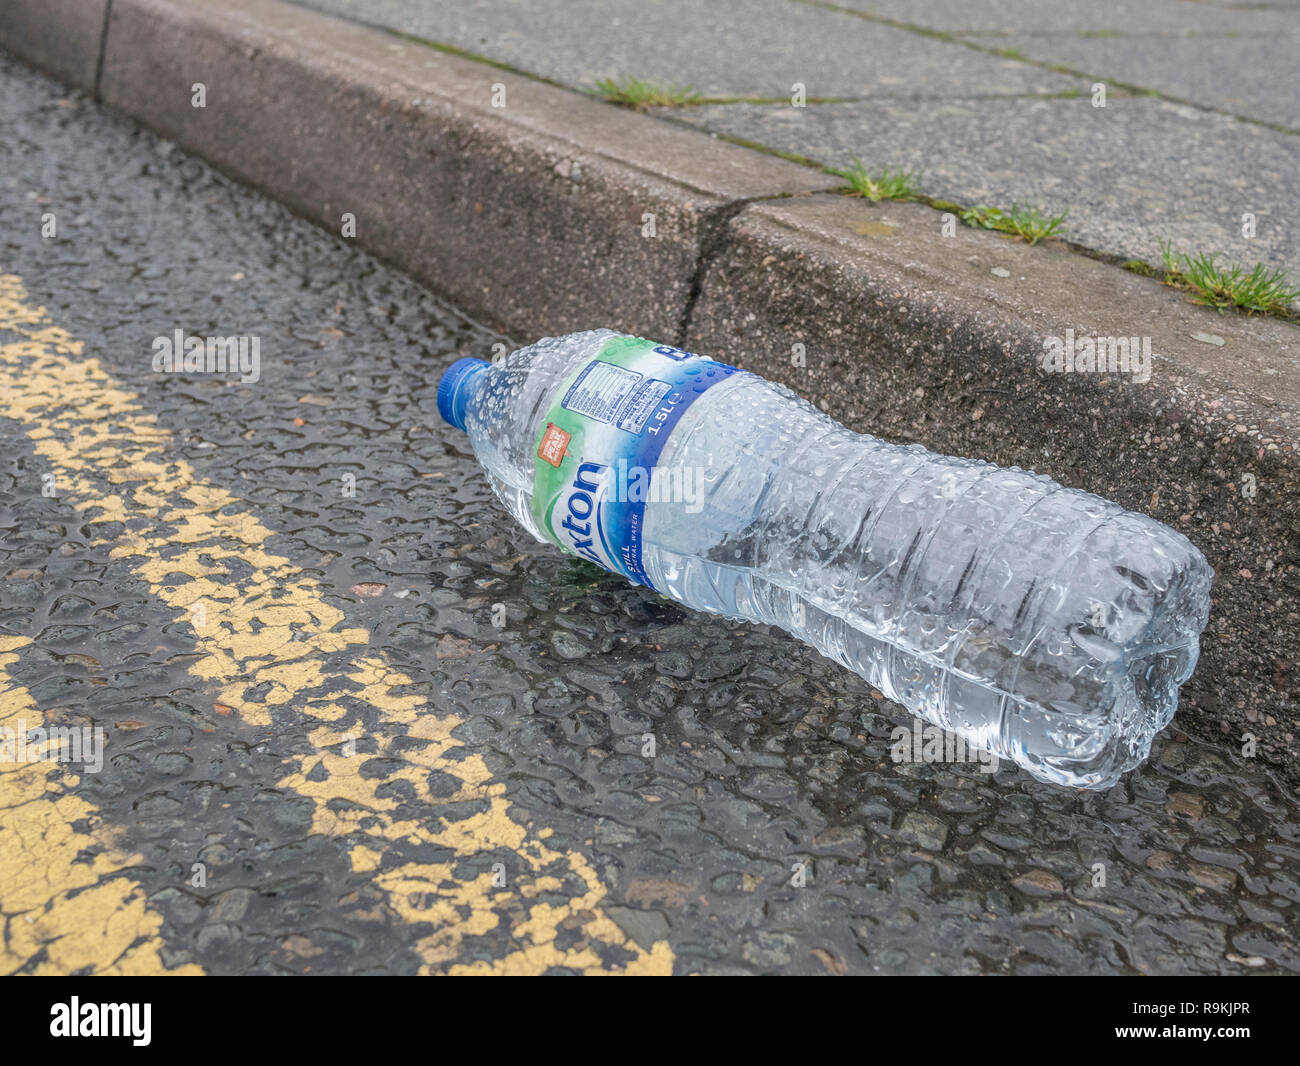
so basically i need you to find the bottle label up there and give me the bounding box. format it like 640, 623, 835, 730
531, 335, 742, 589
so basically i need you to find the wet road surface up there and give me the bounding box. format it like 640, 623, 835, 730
1, 51, 1297, 975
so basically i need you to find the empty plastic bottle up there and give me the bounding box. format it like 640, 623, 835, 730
438, 330, 1212, 789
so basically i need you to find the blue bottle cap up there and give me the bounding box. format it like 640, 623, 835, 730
437, 357, 490, 432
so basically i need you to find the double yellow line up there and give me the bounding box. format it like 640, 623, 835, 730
0, 275, 671, 975
0, 633, 202, 974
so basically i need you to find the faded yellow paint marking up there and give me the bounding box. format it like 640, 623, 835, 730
0, 275, 672, 975
0, 331, 373, 722
0, 636, 202, 975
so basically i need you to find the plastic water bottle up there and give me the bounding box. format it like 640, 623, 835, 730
438, 330, 1212, 789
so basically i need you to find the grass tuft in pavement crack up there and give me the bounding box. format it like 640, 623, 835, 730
1158, 239, 1300, 316
592, 75, 702, 110
960, 202, 1069, 245
831, 159, 920, 202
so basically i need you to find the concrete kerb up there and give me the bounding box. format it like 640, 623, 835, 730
1, 0, 1296, 776
0, 0, 109, 94
95, 0, 838, 344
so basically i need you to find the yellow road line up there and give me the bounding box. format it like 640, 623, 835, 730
0, 275, 672, 975
0, 635, 203, 974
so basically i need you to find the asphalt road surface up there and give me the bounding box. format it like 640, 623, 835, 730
1, 51, 1297, 975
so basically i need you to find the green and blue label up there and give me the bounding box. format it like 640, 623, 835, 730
531, 335, 741, 589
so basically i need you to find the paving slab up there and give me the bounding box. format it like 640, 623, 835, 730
966, 32, 1300, 129
822, 0, 1300, 37
293, 0, 1085, 98
823, 1, 1300, 129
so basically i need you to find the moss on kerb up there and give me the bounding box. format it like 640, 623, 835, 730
828, 160, 920, 203
591, 75, 702, 111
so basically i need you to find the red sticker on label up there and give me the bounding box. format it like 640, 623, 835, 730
537, 422, 570, 467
